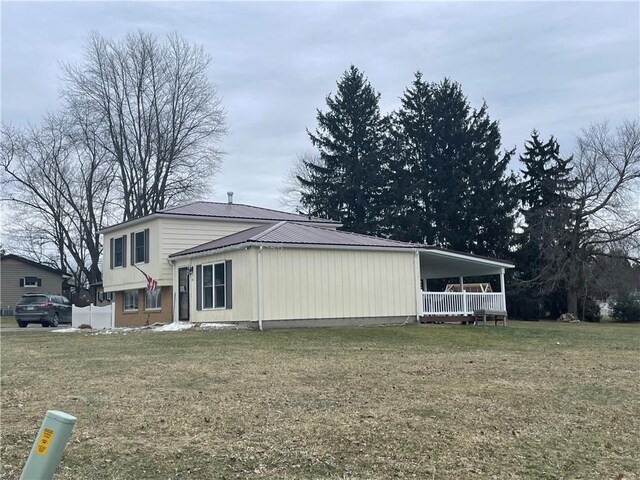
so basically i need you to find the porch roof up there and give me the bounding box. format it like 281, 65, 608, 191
419, 248, 514, 279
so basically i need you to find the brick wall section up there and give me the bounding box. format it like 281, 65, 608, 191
114, 287, 173, 327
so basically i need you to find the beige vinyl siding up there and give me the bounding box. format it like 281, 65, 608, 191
0, 258, 65, 308
261, 248, 416, 321
103, 217, 262, 292
159, 218, 262, 282
174, 248, 256, 323
103, 219, 162, 292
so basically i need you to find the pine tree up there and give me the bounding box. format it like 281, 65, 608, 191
300, 66, 389, 235
385, 72, 434, 243
513, 131, 576, 317
389, 74, 517, 257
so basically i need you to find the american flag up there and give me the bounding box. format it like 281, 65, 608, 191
134, 265, 157, 292
146, 274, 158, 292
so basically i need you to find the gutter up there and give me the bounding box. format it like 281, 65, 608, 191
169, 241, 418, 261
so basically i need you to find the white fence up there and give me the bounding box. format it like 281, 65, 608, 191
421, 292, 505, 316
72, 304, 114, 329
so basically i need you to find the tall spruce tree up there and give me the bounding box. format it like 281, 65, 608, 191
511, 131, 576, 318
389, 74, 517, 257
300, 66, 389, 235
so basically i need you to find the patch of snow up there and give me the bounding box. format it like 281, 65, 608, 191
199, 323, 236, 329
152, 322, 194, 332
51, 328, 81, 333
69, 321, 238, 335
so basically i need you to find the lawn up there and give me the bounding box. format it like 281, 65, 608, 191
1, 321, 638, 479
1, 316, 17, 328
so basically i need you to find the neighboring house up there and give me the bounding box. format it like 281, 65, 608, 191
0, 254, 67, 314
101, 196, 514, 328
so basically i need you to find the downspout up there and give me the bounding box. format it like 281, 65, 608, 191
413, 250, 421, 323
256, 246, 264, 331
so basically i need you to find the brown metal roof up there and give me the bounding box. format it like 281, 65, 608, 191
99, 201, 339, 234
159, 201, 338, 224
170, 221, 419, 258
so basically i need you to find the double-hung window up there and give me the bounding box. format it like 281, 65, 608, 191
145, 288, 162, 310
130, 229, 149, 265
124, 289, 138, 311
134, 231, 146, 264
202, 262, 226, 309
113, 236, 124, 268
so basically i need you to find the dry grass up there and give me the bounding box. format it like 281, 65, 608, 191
0, 317, 17, 328
1, 321, 639, 479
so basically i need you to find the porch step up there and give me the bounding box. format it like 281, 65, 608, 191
419, 315, 472, 325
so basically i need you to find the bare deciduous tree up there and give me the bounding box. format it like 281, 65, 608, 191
61, 30, 227, 221
278, 151, 322, 212
1, 114, 117, 290
2, 30, 226, 293
551, 119, 640, 316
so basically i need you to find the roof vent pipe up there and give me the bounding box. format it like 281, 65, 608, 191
227, 192, 234, 204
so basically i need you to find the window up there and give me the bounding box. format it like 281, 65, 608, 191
21, 276, 41, 288
196, 260, 231, 311
145, 288, 162, 310
202, 262, 226, 309
113, 236, 124, 268
98, 291, 113, 302
134, 230, 146, 264
124, 290, 138, 311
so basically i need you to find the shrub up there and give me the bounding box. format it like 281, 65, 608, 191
579, 296, 602, 323
610, 293, 640, 323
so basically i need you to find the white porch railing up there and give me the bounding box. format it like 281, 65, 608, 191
421, 292, 505, 316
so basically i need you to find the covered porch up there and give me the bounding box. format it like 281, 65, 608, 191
417, 248, 513, 318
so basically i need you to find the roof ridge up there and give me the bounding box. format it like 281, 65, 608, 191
158, 200, 200, 213
251, 221, 288, 241
169, 200, 337, 223
289, 221, 418, 246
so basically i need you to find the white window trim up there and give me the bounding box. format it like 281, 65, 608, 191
202, 261, 226, 310
113, 236, 125, 269
134, 230, 146, 265
123, 289, 139, 312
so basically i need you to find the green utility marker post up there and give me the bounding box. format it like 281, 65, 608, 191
20, 410, 76, 480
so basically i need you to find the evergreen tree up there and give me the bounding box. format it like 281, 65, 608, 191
300, 66, 389, 235
389, 74, 517, 257
511, 131, 576, 318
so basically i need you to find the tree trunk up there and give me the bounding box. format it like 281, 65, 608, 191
567, 287, 579, 318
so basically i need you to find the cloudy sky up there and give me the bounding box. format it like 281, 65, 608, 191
2, 1, 639, 210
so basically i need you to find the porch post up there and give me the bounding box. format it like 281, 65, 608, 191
171, 259, 178, 323
414, 251, 421, 322
499, 268, 506, 311
460, 276, 467, 315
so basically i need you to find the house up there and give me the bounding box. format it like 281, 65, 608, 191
0, 254, 68, 315
101, 196, 514, 328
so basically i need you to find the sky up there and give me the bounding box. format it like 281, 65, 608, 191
1, 1, 639, 210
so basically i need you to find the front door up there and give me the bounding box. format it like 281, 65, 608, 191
178, 267, 190, 321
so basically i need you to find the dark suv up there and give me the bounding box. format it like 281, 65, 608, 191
14, 294, 72, 328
